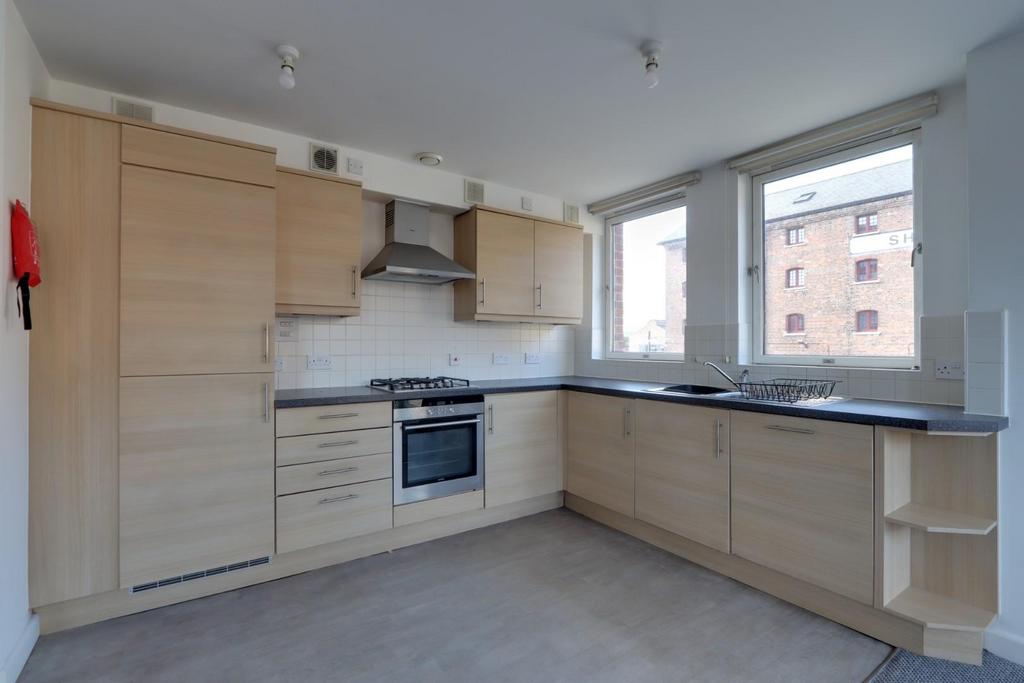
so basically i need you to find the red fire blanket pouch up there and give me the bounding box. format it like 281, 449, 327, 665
10, 200, 41, 330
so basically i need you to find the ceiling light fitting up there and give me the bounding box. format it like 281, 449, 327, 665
277, 45, 300, 90
640, 40, 662, 89
416, 152, 444, 167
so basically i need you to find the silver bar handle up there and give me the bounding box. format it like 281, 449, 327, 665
351, 266, 358, 297
263, 324, 270, 363
714, 418, 721, 460
479, 278, 486, 305
318, 412, 359, 420
911, 242, 923, 267
487, 404, 494, 434
536, 283, 543, 309
317, 440, 358, 449
765, 424, 815, 435
405, 418, 481, 431
318, 466, 358, 477
624, 407, 633, 437
263, 383, 270, 423
318, 493, 358, 505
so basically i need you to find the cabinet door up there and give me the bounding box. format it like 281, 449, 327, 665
566, 392, 635, 517
120, 164, 276, 376
485, 391, 563, 508
476, 211, 534, 315
635, 402, 730, 552
731, 412, 874, 604
29, 108, 120, 607
534, 221, 583, 319
276, 170, 362, 313
119, 374, 275, 587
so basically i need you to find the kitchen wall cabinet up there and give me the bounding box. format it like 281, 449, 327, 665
119, 374, 275, 587
484, 391, 563, 508
731, 411, 874, 605
566, 392, 635, 517
28, 106, 121, 607
120, 162, 276, 377
276, 167, 363, 316
453, 205, 583, 324
635, 402, 731, 553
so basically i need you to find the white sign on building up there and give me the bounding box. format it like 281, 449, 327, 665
849, 229, 914, 255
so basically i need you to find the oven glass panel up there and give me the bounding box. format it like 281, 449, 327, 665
402, 420, 478, 488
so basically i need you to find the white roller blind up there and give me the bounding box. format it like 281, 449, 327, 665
587, 170, 701, 216
728, 92, 938, 175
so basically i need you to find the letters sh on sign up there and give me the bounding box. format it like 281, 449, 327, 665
849, 229, 913, 256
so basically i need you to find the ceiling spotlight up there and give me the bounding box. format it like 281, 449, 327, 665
640, 40, 662, 89
277, 45, 300, 90
416, 152, 444, 167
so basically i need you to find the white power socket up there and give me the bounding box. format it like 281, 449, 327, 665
524, 352, 540, 365
275, 357, 285, 372
492, 353, 510, 365
306, 355, 333, 371
934, 359, 964, 380
449, 353, 462, 366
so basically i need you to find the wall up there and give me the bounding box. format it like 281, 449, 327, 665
275, 200, 574, 389
576, 83, 969, 406
0, 2, 49, 681
967, 28, 1024, 665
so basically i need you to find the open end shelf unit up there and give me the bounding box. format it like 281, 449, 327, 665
875, 428, 998, 664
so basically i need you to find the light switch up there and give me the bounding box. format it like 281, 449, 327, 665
524, 353, 540, 365
493, 353, 510, 365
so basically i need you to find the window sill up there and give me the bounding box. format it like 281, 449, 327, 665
785, 286, 807, 291
853, 331, 881, 335
782, 332, 807, 336
853, 279, 880, 285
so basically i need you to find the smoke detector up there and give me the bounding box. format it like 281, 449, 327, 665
277, 45, 300, 90
416, 152, 444, 167
640, 40, 662, 89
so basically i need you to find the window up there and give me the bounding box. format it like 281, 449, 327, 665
786, 313, 805, 333
856, 309, 879, 332
785, 267, 805, 288
607, 201, 687, 359
786, 227, 806, 245
752, 132, 919, 368
855, 258, 878, 282
855, 212, 879, 234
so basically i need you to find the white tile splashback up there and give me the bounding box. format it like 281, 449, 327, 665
275, 280, 575, 389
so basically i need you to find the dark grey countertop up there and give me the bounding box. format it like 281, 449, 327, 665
275, 375, 1009, 433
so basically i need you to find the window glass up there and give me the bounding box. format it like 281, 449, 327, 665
786, 313, 805, 333
756, 140, 916, 363
609, 204, 687, 358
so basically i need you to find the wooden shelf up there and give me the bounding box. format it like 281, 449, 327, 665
886, 586, 996, 632
886, 502, 996, 535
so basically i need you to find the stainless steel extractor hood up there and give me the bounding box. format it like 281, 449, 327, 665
361, 200, 475, 284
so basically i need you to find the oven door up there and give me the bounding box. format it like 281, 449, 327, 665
393, 414, 484, 505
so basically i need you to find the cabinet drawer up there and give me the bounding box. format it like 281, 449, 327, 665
275, 402, 391, 437
276, 452, 391, 495
121, 125, 275, 187
276, 479, 393, 554
276, 426, 391, 466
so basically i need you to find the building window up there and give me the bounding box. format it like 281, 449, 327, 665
786, 227, 806, 245
855, 258, 878, 282
785, 267, 805, 288
855, 212, 879, 234
856, 309, 879, 332
786, 313, 805, 333
752, 132, 918, 368
607, 201, 687, 360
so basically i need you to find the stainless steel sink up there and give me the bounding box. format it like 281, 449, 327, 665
646, 384, 740, 397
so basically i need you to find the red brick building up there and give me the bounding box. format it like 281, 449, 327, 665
763, 159, 915, 358
658, 228, 686, 353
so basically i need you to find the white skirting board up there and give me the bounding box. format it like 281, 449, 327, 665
986, 625, 1024, 666
0, 614, 38, 683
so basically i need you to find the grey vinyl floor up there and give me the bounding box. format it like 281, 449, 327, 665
20, 509, 891, 683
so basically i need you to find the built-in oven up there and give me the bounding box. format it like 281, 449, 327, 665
392, 394, 485, 505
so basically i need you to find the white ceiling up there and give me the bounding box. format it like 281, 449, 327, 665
17, 0, 1024, 203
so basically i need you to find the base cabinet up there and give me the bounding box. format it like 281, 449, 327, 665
484, 391, 563, 508
635, 402, 731, 553
566, 392, 635, 517
731, 411, 874, 605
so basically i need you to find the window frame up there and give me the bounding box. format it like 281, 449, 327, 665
786, 226, 806, 245
855, 258, 879, 283
785, 313, 806, 334
856, 309, 879, 332
750, 131, 922, 369
605, 197, 688, 361
855, 212, 880, 234
785, 267, 806, 288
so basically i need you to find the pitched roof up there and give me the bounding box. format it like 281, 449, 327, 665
764, 159, 911, 221
657, 225, 687, 245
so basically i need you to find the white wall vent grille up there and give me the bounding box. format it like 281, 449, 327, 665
309, 143, 340, 174
130, 556, 271, 594
563, 203, 580, 224
112, 97, 154, 122
464, 179, 485, 204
